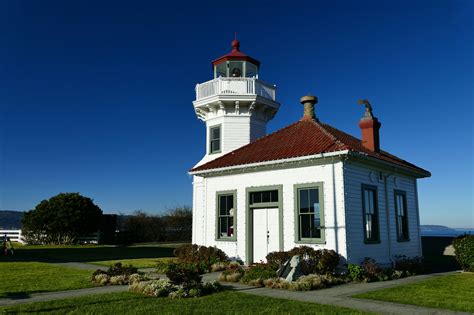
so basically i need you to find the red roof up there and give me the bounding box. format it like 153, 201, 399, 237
190, 118, 430, 176
212, 39, 260, 68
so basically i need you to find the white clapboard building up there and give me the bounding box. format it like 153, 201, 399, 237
189, 39, 430, 265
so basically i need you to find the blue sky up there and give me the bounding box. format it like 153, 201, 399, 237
0, 0, 472, 227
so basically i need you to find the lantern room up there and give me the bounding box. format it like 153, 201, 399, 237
212, 39, 260, 79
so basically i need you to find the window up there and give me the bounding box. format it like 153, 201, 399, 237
249, 190, 278, 205
395, 190, 409, 241
217, 192, 235, 240
295, 184, 324, 243
209, 126, 221, 154
362, 185, 379, 243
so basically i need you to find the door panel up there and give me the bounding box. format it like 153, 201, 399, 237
252, 208, 279, 263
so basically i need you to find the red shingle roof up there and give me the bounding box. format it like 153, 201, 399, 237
190, 119, 430, 176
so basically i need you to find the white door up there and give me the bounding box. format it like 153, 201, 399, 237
253, 208, 279, 263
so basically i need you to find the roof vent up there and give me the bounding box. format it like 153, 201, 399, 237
300, 95, 318, 121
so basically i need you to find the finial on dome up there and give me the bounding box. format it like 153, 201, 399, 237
231, 34, 240, 51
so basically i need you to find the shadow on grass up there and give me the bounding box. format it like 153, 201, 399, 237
1, 292, 31, 300
2, 245, 177, 264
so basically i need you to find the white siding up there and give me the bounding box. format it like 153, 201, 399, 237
192, 161, 347, 263
343, 161, 421, 264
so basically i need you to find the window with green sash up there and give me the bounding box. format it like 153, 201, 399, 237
295, 184, 324, 242
395, 190, 409, 241
209, 126, 221, 154
362, 185, 380, 243
217, 192, 235, 240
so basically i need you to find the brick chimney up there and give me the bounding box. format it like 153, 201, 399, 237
358, 99, 381, 152
300, 95, 318, 121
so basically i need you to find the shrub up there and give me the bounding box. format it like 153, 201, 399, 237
317, 249, 340, 274
106, 263, 138, 276
91, 263, 145, 286
266, 251, 291, 270
129, 278, 222, 299
347, 264, 364, 282
394, 255, 424, 276
165, 262, 202, 290
289, 246, 318, 275
361, 258, 383, 282
173, 244, 229, 273
210, 261, 228, 272
128, 273, 147, 284
219, 263, 245, 282
453, 235, 474, 272
240, 263, 276, 285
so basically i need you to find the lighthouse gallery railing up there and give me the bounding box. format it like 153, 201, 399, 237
195, 77, 276, 101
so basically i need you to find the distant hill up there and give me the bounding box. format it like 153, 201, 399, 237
421, 225, 473, 237
0, 210, 24, 229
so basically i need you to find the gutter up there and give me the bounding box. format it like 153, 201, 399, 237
189, 150, 350, 176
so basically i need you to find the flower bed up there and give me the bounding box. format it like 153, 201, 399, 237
218, 246, 425, 291
91, 263, 148, 286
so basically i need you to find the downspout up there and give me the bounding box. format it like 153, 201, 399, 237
414, 180, 423, 257
383, 173, 394, 267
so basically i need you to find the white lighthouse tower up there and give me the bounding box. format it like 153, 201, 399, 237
192, 39, 280, 167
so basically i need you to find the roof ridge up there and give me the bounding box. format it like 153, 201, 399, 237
313, 120, 349, 150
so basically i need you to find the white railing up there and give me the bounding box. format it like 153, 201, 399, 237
196, 77, 276, 101
0, 229, 26, 244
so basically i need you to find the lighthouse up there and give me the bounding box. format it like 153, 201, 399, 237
192, 39, 280, 167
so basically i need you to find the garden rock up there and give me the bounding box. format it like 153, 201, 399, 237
277, 255, 302, 281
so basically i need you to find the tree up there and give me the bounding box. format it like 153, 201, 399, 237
22, 193, 103, 244
123, 210, 164, 243
162, 206, 192, 241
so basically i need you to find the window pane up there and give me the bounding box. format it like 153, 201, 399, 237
226, 195, 234, 212
212, 127, 220, 140
270, 190, 278, 202
300, 215, 311, 238
211, 139, 220, 152
299, 189, 309, 213
366, 214, 372, 239
228, 217, 234, 237
219, 195, 227, 215
311, 213, 321, 239
309, 188, 318, 213
262, 191, 270, 203
219, 217, 228, 236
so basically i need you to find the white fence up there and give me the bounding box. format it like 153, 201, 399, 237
196, 77, 276, 101
0, 229, 26, 244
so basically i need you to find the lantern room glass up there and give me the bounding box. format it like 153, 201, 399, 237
214, 61, 259, 78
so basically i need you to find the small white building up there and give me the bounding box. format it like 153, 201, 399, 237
189, 40, 430, 265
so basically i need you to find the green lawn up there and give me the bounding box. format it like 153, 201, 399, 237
90, 257, 177, 268
0, 262, 92, 298
354, 273, 474, 313
0, 291, 368, 314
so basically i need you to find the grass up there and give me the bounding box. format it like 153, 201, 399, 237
354, 273, 474, 313
0, 262, 92, 298
90, 257, 177, 268
0, 291, 368, 314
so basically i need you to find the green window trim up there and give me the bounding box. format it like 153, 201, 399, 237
215, 190, 237, 242
361, 184, 380, 244
294, 183, 326, 244
209, 125, 222, 154
394, 190, 410, 242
